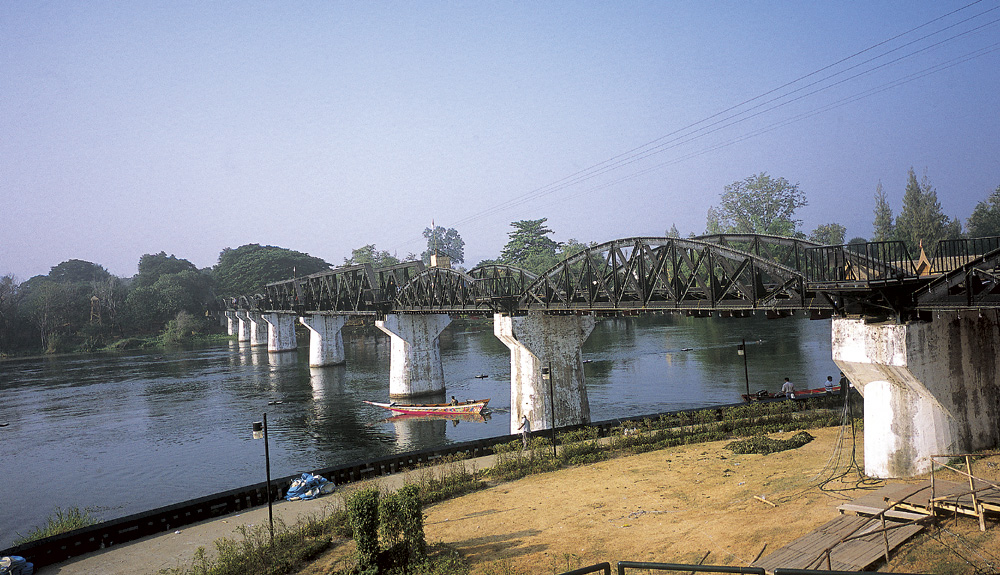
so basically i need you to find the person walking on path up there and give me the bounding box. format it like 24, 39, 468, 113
518, 414, 531, 449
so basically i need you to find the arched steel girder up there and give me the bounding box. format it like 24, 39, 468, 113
393, 266, 485, 313
518, 237, 831, 312
262, 260, 425, 314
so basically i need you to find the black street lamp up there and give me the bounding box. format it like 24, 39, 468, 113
252, 414, 274, 544
541, 365, 556, 457
737, 339, 750, 401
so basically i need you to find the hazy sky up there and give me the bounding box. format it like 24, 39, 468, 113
3, 1, 999, 280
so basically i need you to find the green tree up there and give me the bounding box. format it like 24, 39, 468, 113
47, 259, 111, 284
872, 181, 894, 242
808, 223, 847, 245
666, 224, 680, 238
0, 274, 24, 353
343, 244, 401, 268
705, 173, 806, 236
123, 270, 215, 334
421, 225, 465, 264
967, 185, 1000, 238
499, 218, 560, 273
23, 279, 91, 352
214, 244, 330, 297
894, 168, 957, 253
135, 252, 198, 287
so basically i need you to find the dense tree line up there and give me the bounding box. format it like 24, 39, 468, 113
5, 173, 997, 357
0, 245, 332, 356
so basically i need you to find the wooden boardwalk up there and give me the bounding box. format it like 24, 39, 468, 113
751, 514, 923, 572
838, 479, 1000, 529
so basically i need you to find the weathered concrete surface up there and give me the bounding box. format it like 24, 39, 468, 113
833, 312, 1000, 478
234, 311, 252, 342
224, 310, 238, 337
299, 314, 347, 367
375, 313, 452, 398
246, 312, 269, 347
262, 312, 297, 352
494, 312, 596, 434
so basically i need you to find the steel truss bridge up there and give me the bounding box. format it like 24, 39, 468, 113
230, 234, 1000, 321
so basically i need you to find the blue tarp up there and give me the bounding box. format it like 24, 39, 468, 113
0, 556, 34, 575
284, 472, 334, 501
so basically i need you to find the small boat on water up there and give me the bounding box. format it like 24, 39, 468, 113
364, 398, 490, 416
742, 385, 842, 402
382, 411, 491, 424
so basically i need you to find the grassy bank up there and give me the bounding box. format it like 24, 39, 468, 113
160, 395, 856, 575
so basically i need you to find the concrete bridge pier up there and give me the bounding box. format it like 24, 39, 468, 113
833, 312, 1000, 478
299, 314, 347, 366
262, 312, 298, 352
247, 312, 269, 347
375, 313, 452, 398
234, 311, 252, 343
225, 311, 238, 336
494, 311, 596, 435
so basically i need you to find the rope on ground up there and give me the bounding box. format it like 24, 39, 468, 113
772, 392, 881, 505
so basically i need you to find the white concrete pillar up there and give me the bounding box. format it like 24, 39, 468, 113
832, 312, 1000, 478
225, 311, 238, 336
247, 312, 269, 347
262, 312, 298, 352
299, 314, 347, 367
375, 313, 452, 398
494, 311, 596, 434
234, 311, 252, 343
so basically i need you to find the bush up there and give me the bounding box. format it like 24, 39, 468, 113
13, 506, 98, 545
347, 487, 381, 570
725, 431, 815, 455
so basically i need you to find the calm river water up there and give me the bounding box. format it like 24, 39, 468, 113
0, 314, 837, 548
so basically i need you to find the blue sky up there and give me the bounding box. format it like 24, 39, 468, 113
2, 1, 998, 279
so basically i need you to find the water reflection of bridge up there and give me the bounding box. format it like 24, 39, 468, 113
225, 234, 1000, 478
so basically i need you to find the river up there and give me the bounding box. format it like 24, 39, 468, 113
0, 314, 837, 549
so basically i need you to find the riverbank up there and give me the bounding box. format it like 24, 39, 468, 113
43, 423, 1000, 575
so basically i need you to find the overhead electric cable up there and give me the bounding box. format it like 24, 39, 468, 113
390, 1, 999, 253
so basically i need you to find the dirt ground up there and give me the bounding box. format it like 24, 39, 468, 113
305, 426, 1000, 574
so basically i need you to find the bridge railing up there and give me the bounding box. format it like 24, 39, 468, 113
932, 236, 1000, 274
803, 242, 916, 285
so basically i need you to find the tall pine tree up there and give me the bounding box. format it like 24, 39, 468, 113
894, 168, 956, 254
871, 181, 894, 242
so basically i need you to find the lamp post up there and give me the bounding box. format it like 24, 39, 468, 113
737, 339, 750, 402
541, 364, 556, 458
252, 414, 274, 544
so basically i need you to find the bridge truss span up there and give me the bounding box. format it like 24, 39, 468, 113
517, 237, 832, 313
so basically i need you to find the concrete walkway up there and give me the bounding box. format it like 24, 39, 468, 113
44, 453, 499, 575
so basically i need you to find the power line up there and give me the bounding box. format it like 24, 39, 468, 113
390, 1, 999, 253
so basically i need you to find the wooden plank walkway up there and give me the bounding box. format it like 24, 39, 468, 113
838, 480, 1000, 521
751, 514, 923, 573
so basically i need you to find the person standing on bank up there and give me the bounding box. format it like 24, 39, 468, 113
781, 377, 795, 399
518, 414, 531, 449
839, 372, 850, 396
824, 376, 834, 394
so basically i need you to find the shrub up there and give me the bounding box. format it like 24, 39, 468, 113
13, 506, 98, 545
347, 487, 381, 570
